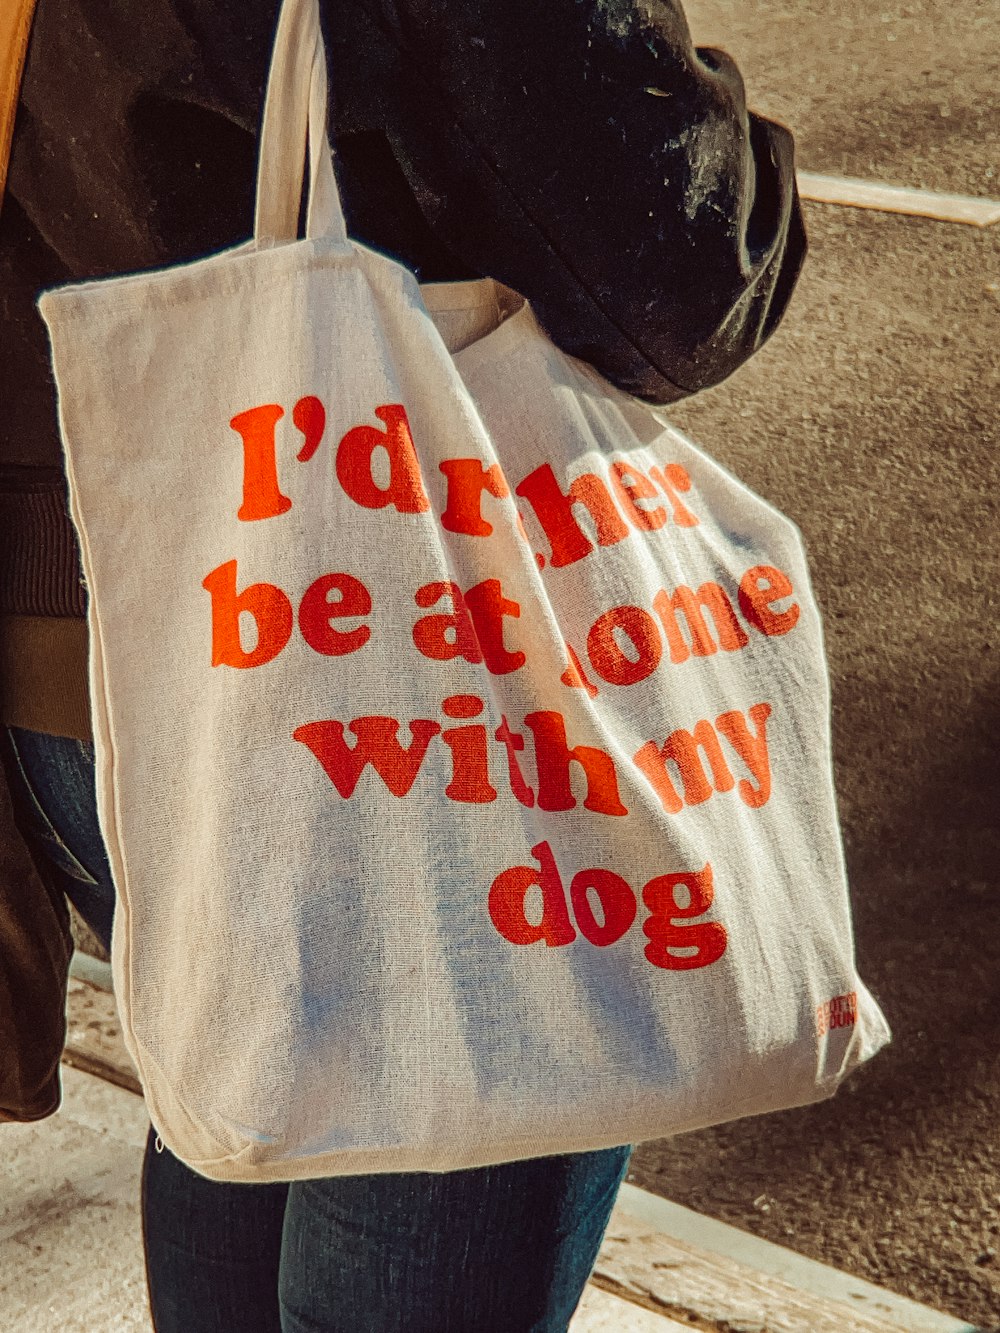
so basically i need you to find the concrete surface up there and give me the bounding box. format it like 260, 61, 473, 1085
628, 2, 1000, 1327
0, 1066, 150, 1332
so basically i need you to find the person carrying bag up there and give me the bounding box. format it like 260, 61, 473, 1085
39, 0, 888, 1179
6, 0, 887, 1326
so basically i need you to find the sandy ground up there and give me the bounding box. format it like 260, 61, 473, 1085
628, 2, 1000, 1327
681, 0, 998, 197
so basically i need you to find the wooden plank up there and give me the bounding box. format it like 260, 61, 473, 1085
591, 1210, 912, 1332
797, 171, 1000, 226
60, 1046, 142, 1098
571, 1284, 695, 1332
614, 1185, 973, 1333
63, 977, 141, 1097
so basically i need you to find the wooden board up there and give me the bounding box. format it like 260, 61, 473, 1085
571, 1284, 695, 1332
797, 171, 1000, 226
591, 1210, 915, 1332
63, 977, 141, 1097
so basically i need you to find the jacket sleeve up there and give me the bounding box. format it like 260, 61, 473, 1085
379, 0, 806, 402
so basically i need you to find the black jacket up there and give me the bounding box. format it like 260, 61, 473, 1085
2, 0, 804, 475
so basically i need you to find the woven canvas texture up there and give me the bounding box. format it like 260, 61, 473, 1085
39, 0, 888, 1181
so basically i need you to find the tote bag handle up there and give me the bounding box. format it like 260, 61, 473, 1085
254, 0, 347, 247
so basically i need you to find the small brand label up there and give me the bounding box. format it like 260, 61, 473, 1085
816, 991, 858, 1037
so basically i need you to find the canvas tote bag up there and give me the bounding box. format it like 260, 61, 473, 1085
39, 0, 889, 1181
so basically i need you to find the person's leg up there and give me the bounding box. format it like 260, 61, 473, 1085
142, 1131, 289, 1333
278, 1144, 632, 1333
2, 726, 115, 950
2, 726, 290, 1331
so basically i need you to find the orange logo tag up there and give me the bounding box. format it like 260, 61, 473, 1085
817, 991, 858, 1036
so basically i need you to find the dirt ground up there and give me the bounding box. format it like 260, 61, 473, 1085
627, 2, 1000, 1327
681, 0, 998, 196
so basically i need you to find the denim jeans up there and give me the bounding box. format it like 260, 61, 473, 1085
4, 725, 631, 1332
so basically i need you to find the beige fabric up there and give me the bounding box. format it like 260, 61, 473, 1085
38, 0, 889, 1181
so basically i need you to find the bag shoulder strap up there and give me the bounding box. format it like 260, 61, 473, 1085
255, 0, 345, 246
0, 0, 39, 207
